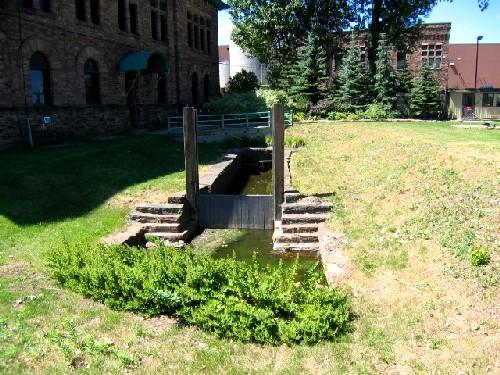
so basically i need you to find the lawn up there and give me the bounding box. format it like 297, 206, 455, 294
0, 124, 499, 374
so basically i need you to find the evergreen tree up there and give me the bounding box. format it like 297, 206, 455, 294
276, 54, 298, 94
289, 31, 329, 105
337, 35, 372, 112
410, 63, 442, 119
374, 33, 399, 110
397, 62, 413, 117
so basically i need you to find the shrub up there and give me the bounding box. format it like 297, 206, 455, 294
346, 113, 362, 121
469, 247, 491, 267
47, 242, 352, 345
309, 98, 339, 119
285, 136, 306, 148
227, 70, 260, 93
294, 112, 306, 122
205, 92, 267, 114
256, 89, 291, 108
327, 112, 348, 121
362, 103, 394, 120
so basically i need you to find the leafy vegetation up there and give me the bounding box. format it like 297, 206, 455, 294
227, 70, 260, 93
47, 242, 352, 345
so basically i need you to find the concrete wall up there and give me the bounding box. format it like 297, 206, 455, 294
228, 40, 267, 86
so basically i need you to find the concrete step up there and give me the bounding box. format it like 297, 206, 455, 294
130, 212, 183, 224
167, 193, 186, 205
142, 223, 182, 233
281, 213, 329, 225
273, 233, 319, 243
273, 242, 319, 254
136, 204, 184, 215
282, 203, 332, 215
284, 193, 303, 204
281, 224, 319, 234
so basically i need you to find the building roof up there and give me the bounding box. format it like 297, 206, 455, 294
219, 45, 230, 62
448, 43, 500, 90
208, 0, 229, 10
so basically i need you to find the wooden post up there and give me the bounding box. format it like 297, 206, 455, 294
272, 104, 285, 222
183, 107, 199, 213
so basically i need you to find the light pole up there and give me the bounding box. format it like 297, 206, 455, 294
474, 35, 483, 89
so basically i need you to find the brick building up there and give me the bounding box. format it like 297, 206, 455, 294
0, 0, 227, 150
333, 23, 452, 90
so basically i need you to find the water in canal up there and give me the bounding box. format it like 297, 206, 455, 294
211, 229, 320, 277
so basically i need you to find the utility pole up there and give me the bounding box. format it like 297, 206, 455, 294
474, 35, 483, 89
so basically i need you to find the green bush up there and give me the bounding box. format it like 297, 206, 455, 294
294, 112, 306, 122
257, 89, 291, 108
227, 70, 260, 93
362, 103, 394, 120
205, 92, 268, 114
346, 113, 362, 121
327, 112, 348, 121
47, 242, 352, 345
286, 136, 306, 148
469, 247, 491, 267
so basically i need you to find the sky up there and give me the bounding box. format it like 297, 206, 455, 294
218, 0, 500, 46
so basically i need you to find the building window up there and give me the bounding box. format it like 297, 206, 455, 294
496, 94, 500, 107
204, 74, 210, 102
421, 44, 442, 69
396, 52, 406, 70
157, 77, 166, 104
192, 72, 198, 105
151, 11, 158, 40
39, 0, 50, 12
84, 59, 100, 104
187, 12, 211, 53
206, 30, 211, 54
18, 0, 34, 9
118, 0, 126, 31
200, 28, 205, 51
90, 0, 99, 24
482, 93, 494, 107
194, 25, 199, 49
160, 0, 166, 10
160, 15, 166, 42
30, 52, 51, 105
188, 22, 193, 47
129, 3, 138, 34
75, 0, 85, 21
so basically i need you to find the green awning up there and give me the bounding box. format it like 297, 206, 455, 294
118, 51, 169, 74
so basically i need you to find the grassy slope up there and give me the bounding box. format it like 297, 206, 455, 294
0, 125, 498, 374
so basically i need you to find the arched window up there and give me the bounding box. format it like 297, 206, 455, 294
30, 52, 51, 105
191, 72, 198, 105
84, 59, 100, 104
203, 74, 210, 102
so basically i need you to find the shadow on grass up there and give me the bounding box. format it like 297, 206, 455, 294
0, 135, 223, 225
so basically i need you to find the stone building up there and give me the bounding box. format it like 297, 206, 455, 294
0, 0, 227, 150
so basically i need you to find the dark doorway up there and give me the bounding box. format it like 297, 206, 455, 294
462, 93, 475, 119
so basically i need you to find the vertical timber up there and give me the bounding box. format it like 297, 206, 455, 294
183, 107, 200, 213
272, 103, 285, 222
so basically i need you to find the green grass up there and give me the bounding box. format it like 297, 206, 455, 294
1, 124, 499, 373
